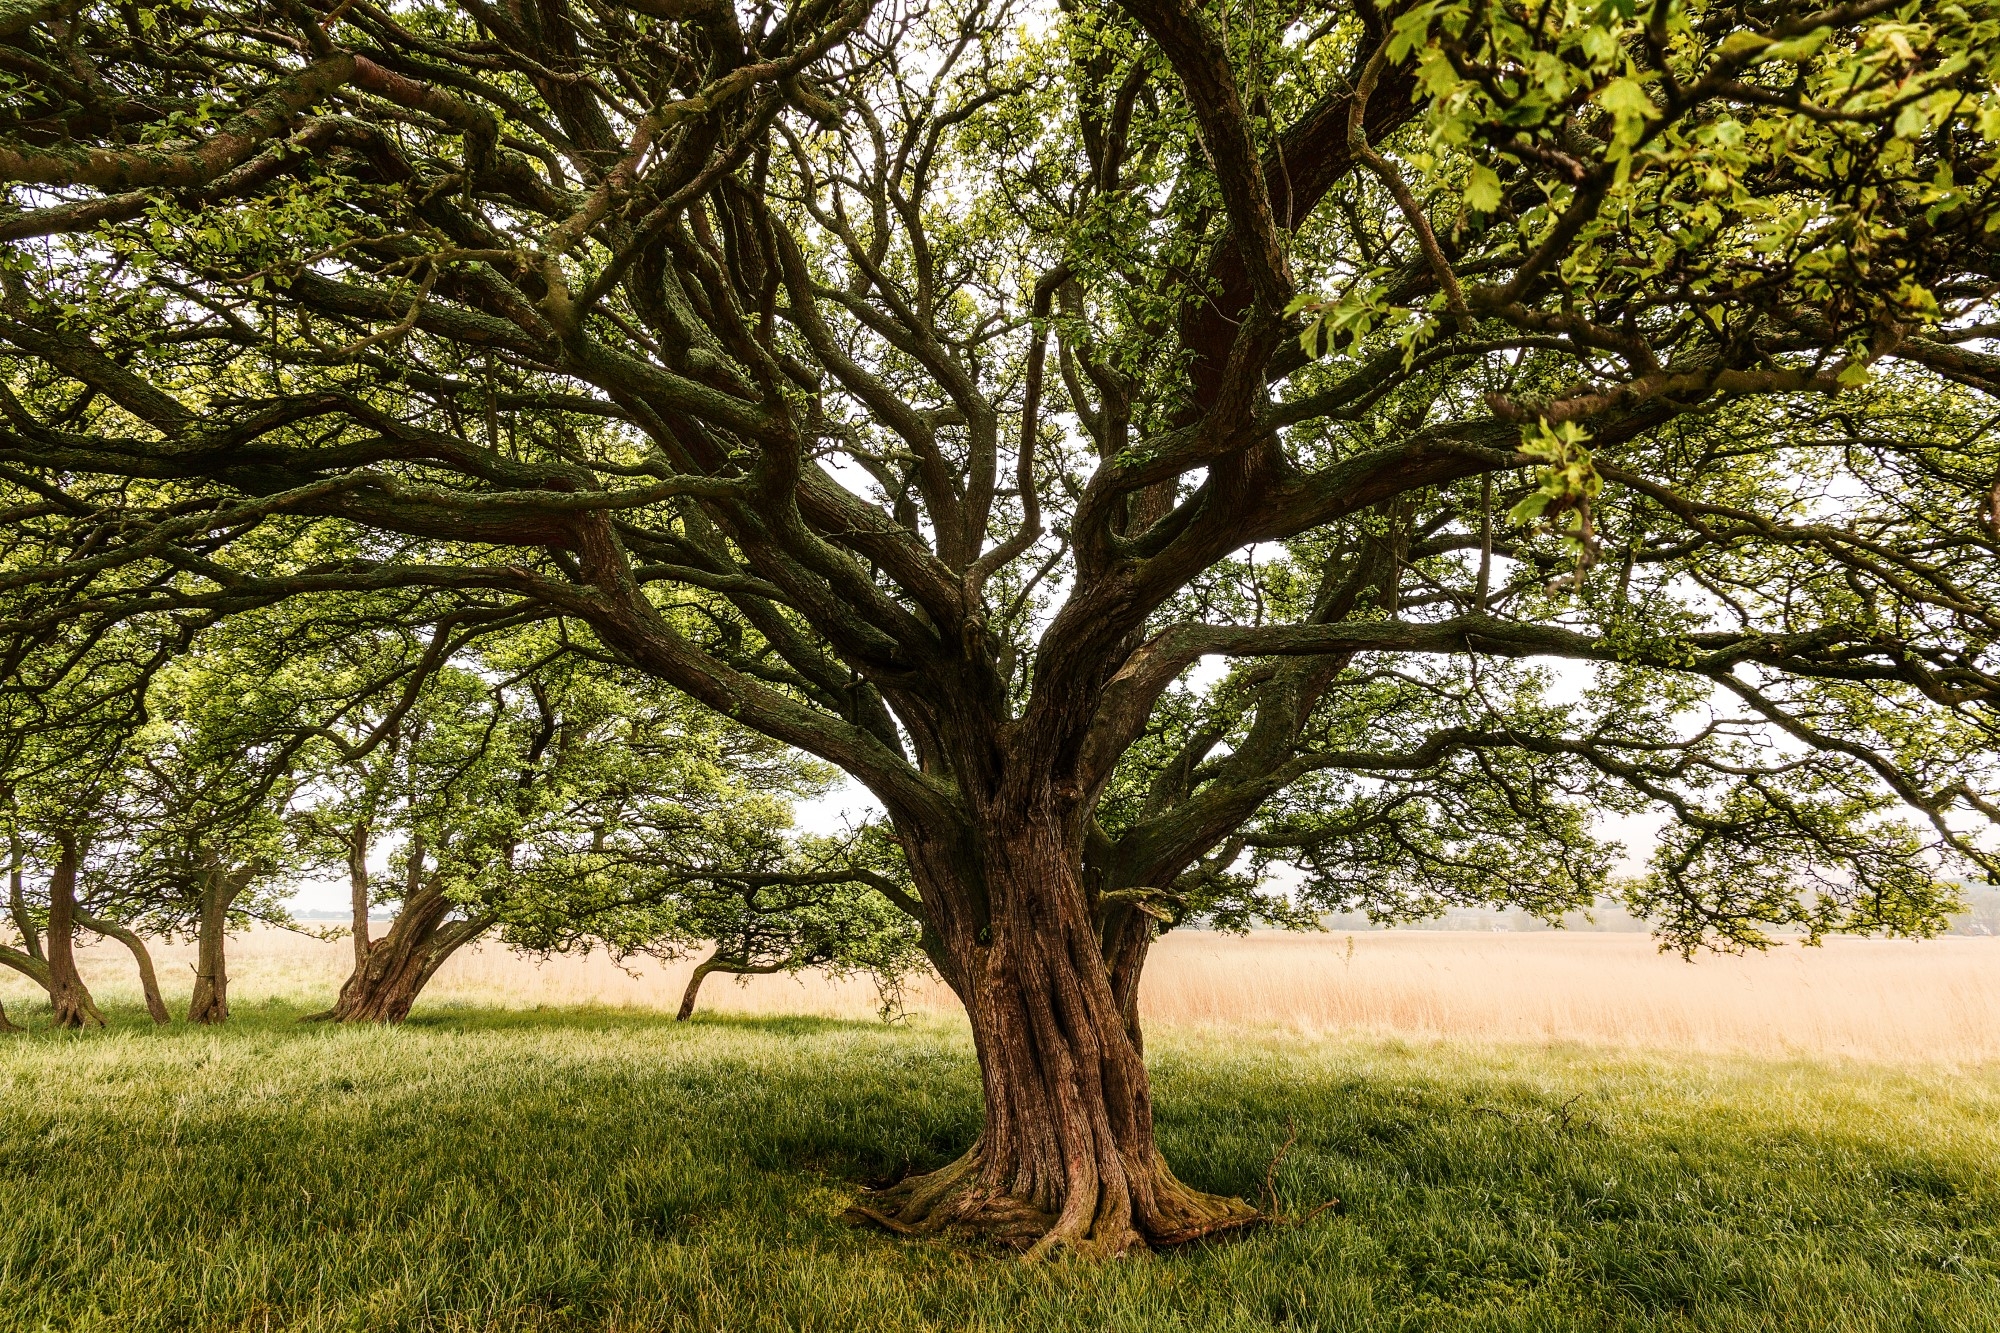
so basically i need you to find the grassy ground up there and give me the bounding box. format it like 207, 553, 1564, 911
1, 1002, 1996, 1332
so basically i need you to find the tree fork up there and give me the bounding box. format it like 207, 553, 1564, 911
310, 882, 486, 1023
187, 864, 255, 1025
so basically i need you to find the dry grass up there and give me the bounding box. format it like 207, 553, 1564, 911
10, 925, 1998, 1062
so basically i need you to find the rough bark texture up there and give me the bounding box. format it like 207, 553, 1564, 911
7, 836, 40, 963
75, 912, 170, 1025
315, 879, 487, 1023
44, 833, 103, 1029
676, 951, 783, 1021
0, 939, 46, 982
0, 997, 19, 1032
348, 822, 371, 970
849, 804, 1255, 1257
186, 864, 254, 1025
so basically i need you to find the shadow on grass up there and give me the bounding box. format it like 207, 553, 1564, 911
1, 1001, 1995, 1331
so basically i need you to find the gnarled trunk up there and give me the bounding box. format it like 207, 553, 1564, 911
849, 806, 1253, 1257
313, 879, 486, 1023
187, 863, 254, 1025
44, 832, 103, 1029
76, 912, 170, 1026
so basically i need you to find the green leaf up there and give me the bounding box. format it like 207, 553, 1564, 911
1762, 27, 1831, 63
1716, 31, 1771, 60
1508, 492, 1552, 523
1465, 164, 1503, 214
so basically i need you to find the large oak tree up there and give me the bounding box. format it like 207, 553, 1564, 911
4, 0, 2000, 1253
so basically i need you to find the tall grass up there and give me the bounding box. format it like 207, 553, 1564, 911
0, 1004, 1997, 1331
13, 927, 2000, 1061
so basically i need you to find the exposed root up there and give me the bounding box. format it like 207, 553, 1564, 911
846, 1146, 1260, 1258
845, 1149, 1056, 1250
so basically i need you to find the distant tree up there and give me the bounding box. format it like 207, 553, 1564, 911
118, 691, 299, 1023
0, 618, 185, 1028
4, 0, 2000, 1252
297, 624, 864, 1023
501, 815, 924, 1021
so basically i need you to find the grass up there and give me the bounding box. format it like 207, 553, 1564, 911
2, 1002, 1997, 1331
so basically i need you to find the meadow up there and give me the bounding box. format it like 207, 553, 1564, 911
2, 932, 1997, 1331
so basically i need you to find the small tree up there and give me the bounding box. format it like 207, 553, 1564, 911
300, 626, 853, 1023
501, 811, 925, 1021
0, 619, 187, 1028
110, 643, 309, 1024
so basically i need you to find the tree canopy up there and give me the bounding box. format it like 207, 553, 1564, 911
3, 0, 1998, 1254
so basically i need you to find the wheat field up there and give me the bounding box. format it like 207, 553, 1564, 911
9, 925, 1997, 1062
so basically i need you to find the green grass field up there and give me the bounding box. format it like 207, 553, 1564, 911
1, 1003, 1996, 1332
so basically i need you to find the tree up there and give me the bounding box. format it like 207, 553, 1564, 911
296, 621, 852, 1023
3, 0, 2000, 1252
0, 618, 186, 1028
103, 625, 326, 1024
502, 815, 925, 1021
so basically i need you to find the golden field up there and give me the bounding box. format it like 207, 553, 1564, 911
7, 925, 1997, 1062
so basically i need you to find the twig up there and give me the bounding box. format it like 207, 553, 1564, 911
1260, 1117, 1339, 1227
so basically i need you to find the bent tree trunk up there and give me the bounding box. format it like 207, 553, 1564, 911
850, 807, 1254, 1257
44, 833, 103, 1029
676, 951, 784, 1021
8, 830, 40, 963
187, 864, 255, 1025
75, 913, 170, 1026
314, 880, 487, 1023
0, 939, 43, 1032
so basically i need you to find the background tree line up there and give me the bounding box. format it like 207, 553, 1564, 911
0, 600, 923, 1032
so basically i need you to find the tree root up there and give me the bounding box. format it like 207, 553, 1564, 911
845, 1146, 1260, 1258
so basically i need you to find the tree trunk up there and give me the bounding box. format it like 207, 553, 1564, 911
848, 810, 1255, 1257
311, 881, 486, 1023
676, 950, 784, 1021
0, 943, 47, 1031
7, 829, 40, 962
187, 864, 253, 1025
0, 942, 49, 989
75, 912, 170, 1026
348, 821, 371, 969
44, 832, 103, 1029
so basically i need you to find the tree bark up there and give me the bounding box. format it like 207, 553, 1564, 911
848, 806, 1255, 1257
44, 832, 103, 1029
75, 912, 170, 1025
0, 941, 49, 988
186, 863, 254, 1025
7, 828, 40, 962
676, 950, 784, 1021
311, 879, 487, 1023
348, 821, 371, 969
0, 942, 48, 1031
